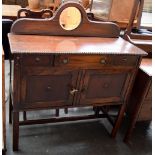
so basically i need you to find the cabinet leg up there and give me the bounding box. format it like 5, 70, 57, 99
111, 104, 126, 138
13, 112, 19, 151
123, 118, 136, 143
9, 60, 12, 124
9, 94, 13, 124
64, 108, 68, 114
23, 111, 27, 121
93, 106, 100, 117
55, 109, 59, 117
123, 102, 141, 143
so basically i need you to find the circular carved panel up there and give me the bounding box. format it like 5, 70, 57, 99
59, 7, 81, 30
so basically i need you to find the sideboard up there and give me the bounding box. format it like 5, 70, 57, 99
8, 2, 147, 151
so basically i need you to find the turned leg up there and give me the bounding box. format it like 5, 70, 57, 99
23, 111, 27, 121
111, 104, 126, 138
64, 108, 68, 114
13, 112, 19, 151
55, 109, 59, 117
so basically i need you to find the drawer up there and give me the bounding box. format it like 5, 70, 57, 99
110, 55, 138, 66
54, 55, 138, 68
22, 55, 52, 66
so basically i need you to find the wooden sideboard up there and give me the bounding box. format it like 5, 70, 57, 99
8, 2, 147, 151
8, 35, 146, 151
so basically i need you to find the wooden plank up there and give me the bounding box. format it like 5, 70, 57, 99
19, 114, 107, 125
8, 34, 147, 56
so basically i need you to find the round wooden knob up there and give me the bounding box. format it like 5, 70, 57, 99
103, 83, 109, 88
35, 57, 40, 62
16, 56, 20, 60
122, 58, 127, 62
62, 58, 69, 64
100, 59, 106, 64
47, 86, 52, 91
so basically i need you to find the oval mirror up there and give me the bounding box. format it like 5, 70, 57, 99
59, 7, 81, 30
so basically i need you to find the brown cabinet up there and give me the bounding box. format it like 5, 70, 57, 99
15, 54, 138, 111
9, 34, 146, 151
7, 2, 147, 151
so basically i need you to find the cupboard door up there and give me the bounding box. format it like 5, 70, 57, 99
79, 70, 131, 106
20, 67, 79, 110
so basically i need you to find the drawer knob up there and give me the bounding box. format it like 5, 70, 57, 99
100, 59, 106, 64
47, 86, 52, 91
35, 57, 40, 62
62, 58, 69, 64
103, 83, 109, 88
70, 88, 78, 95
122, 58, 127, 62
16, 56, 20, 60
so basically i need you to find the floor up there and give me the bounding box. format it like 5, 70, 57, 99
4, 60, 152, 155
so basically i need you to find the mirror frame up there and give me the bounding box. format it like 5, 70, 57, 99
59, 6, 82, 31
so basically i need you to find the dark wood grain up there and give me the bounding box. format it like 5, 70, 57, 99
8, 34, 147, 56
13, 112, 19, 151
10, 52, 143, 150
8, 2, 147, 151
11, 2, 120, 38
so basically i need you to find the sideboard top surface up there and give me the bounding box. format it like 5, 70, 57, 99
8, 34, 147, 56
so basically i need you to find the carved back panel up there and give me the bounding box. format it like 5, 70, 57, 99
11, 2, 120, 38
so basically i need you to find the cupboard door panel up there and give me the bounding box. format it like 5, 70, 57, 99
79, 70, 131, 105
20, 68, 79, 109
26, 75, 72, 102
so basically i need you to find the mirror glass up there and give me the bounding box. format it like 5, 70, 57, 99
59, 7, 81, 30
